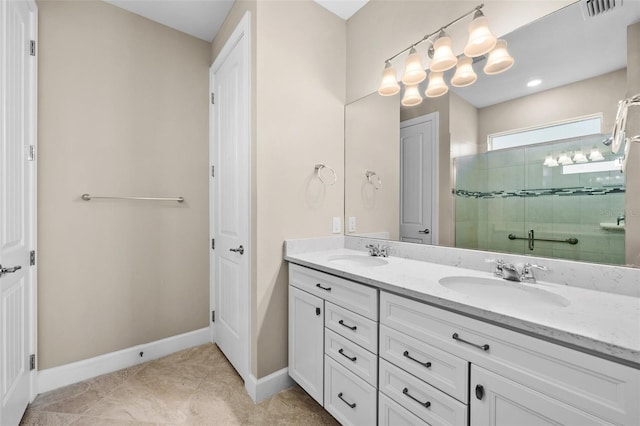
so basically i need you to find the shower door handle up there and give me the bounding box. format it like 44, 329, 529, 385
418, 228, 430, 234
229, 245, 244, 255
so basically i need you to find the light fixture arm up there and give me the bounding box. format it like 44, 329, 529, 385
384, 4, 484, 63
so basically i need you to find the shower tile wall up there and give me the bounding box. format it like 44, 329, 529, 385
455, 134, 625, 265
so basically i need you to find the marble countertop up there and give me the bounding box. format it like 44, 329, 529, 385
285, 248, 640, 368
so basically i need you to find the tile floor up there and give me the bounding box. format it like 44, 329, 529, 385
20, 344, 338, 425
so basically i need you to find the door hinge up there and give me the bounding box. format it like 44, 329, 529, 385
30, 354, 36, 371
211, 238, 215, 250
211, 165, 215, 177
211, 310, 215, 322
28, 145, 36, 161
211, 93, 215, 104
30, 250, 36, 266
30, 40, 36, 56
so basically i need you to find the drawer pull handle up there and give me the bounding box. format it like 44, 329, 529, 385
338, 348, 357, 362
338, 392, 356, 409
452, 333, 490, 351
402, 387, 431, 408
338, 320, 357, 331
475, 384, 485, 400
316, 307, 321, 316
316, 283, 331, 291
403, 350, 431, 368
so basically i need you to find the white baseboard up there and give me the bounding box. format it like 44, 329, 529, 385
37, 327, 210, 395
245, 367, 294, 403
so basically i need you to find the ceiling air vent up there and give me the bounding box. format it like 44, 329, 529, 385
583, 0, 620, 17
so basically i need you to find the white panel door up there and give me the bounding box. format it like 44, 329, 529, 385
0, 0, 36, 424
399, 113, 438, 244
210, 15, 250, 382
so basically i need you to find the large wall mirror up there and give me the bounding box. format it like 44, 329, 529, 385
345, 1, 640, 267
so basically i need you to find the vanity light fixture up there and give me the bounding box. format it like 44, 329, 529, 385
451, 56, 478, 87
377, 4, 511, 104
543, 155, 559, 167
378, 61, 401, 96
402, 47, 427, 85
557, 152, 573, 165
589, 147, 605, 161
572, 151, 588, 163
401, 84, 423, 106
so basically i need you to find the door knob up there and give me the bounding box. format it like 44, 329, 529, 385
0, 264, 22, 277
418, 228, 430, 234
229, 245, 244, 255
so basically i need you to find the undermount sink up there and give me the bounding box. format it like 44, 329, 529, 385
328, 254, 388, 267
439, 276, 570, 308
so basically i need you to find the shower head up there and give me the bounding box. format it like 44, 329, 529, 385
602, 136, 613, 146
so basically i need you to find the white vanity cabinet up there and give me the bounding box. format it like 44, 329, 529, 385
380, 291, 640, 426
288, 264, 379, 424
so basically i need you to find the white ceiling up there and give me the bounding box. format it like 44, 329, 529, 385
103, 0, 368, 43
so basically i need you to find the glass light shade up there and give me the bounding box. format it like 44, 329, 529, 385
378, 63, 400, 96
430, 35, 457, 72
543, 155, 558, 167
573, 151, 588, 163
483, 40, 514, 75
425, 72, 448, 98
589, 148, 605, 161
464, 14, 497, 57
401, 48, 426, 85
401, 84, 423, 106
558, 152, 573, 165
451, 56, 477, 87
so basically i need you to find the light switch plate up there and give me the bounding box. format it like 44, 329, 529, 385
332, 217, 341, 234
348, 217, 356, 233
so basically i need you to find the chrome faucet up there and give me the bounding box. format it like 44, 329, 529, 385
486, 259, 548, 283
366, 243, 390, 257
617, 215, 625, 225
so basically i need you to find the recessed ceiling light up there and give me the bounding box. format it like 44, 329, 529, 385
527, 79, 542, 87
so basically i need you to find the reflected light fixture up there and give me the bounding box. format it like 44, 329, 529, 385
402, 47, 426, 85
451, 56, 477, 87
589, 147, 605, 161
377, 4, 510, 105
483, 40, 514, 75
378, 61, 401, 96
572, 151, 588, 163
543, 155, 559, 167
402, 84, 423, 106
464, 9, 497, 57
557, 152, 573, 165
430, 31, 458, 72
425, 72, 448, 98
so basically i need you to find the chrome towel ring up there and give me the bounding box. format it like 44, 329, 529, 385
365, 171, 382, 190
315, 164, 337, 185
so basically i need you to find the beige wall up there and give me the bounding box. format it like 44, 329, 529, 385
345, 93, 400, 238
450, 92, 479, 157
211, 0, 346, 378
626, 22, 640, 265
37, 0, 211, 368
346, 0, 573, 103
478, 69, 627, 144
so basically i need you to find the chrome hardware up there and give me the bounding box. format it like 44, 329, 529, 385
338, 392, 356, 408
0, 264, 22, 277
338, 319, 357, 331
315, 164, 337, 185
403, 350, 431, 368
475, 384, 484, 400
501, 263, 521, 282
338, 348, 357, 362
452, 333, 490, 351
521, 263, 549, 284
617, 215, 625, 225
229, 245, 244, 255
418, 228, 430, 234
402, 387, 431, 408
365, 243, 390, 257
316, 283, 331, 291
508, 231, 578, 249
485, 258, 506, 277
82, 193, 184, 203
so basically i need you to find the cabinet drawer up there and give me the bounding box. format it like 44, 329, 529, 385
324, 355, 377, 426
381, 291, 640, 425
380, 325, 468, 403
325, 301, 378, 353
325, 328, 377, 387
379, 392, 429, 426
289, 264, 378, 320
380, 358, 467, 426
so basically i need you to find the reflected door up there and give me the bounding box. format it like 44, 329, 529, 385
399, 113, 439, 244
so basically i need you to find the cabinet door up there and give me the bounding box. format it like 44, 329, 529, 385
471, 365, 613, 426
288, 286, 324, 405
